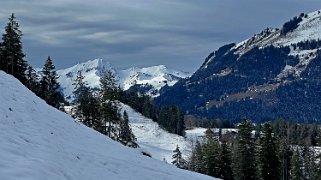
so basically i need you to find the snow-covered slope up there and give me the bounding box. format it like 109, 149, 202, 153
57, 59, 190, 101
234, 10, 321, 56
0, 71, 215, 180
121, 104, 191, 162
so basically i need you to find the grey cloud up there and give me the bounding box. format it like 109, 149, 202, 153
0, 0, 320, 72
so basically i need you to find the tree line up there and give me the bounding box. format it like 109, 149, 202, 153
0, 13, 65, 109
176, 119, 321, 180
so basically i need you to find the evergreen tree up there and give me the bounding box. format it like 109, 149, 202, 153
39, 56, 64, 108
218, 141, 234, 180
232, 119, 257, 180
100, 70, 119, 101
100, 70, 121, 139
291, 148, 303, 180
72, 71, 88, 102
76, 87, 101, 129
302, 145, 318, 179
258, 123, 281, 179
202, 131, 220, 177
119, 111, 138, 148
25, 65, 40, 94
279, 139, 292, 180
172, 145, 186, 169
0, 13, 27, 84
188, 140, 204, 173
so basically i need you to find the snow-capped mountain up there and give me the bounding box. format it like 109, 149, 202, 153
156, 9, 321, 123
57, 59, 190, 101
0, 70, 215, 180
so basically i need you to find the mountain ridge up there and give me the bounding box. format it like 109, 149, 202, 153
56, 59, 190, 101
156, 9, 321, 124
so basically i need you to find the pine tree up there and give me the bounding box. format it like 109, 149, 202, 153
172, 145, 186, 169
39, 56, 64, 108
188, 140, 204, 173
202, 131, 220, 177
279, 139, 292, 180
76, 87, 101, 129
119, 111, 138, 148
291, 148, 303, 180
100, 70, 121, 139
258, 123, 281, 179
25, 65, 40, 94
218, 141, 234, 180
72, 71, 88, 102
302, 145, 318, 179
232, 119, 257, 180
0, 13, 27, 84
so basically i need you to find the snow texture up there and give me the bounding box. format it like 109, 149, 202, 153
0, 71, 216, 180
121, 103, 192, 162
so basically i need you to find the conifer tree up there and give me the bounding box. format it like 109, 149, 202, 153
72, 71, 88, 102
119, 111, 138, 148
39, 56, 64, 108
76, 87, 101, 129
202, 130, 220, 177
25, 65, 40, 95
188, 140, 203, 173
218, 141, 234, 180
302, 145, 318, 179
279, 139, 292, 180
232, 119, 257, 180
100, 70, 121, 139
291, 148, 303, 180
258, 123, 281, 179
0, 13, 27, 84
172, 145, 186, 169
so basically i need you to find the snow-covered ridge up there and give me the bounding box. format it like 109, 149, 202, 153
57, 59, 190, 101
234, 9, 321, 55
0, 71, 215, 180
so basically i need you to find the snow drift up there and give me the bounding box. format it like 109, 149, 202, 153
0, 71, 214, 180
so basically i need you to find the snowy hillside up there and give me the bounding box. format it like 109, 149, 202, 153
121, 104, 191, 162
57, 59, 190, 101
0, 71, 216, 180
233, 10, 321, 62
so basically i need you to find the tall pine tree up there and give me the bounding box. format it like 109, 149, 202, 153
258, 123, 281, 179
218, 141, 234, 180
39, 56, 64, 108
100, 70, 121, 139
25, 65, 40, 95
0, 13, 27, 84
119, 111, 138, 148
233, 119, 257, 180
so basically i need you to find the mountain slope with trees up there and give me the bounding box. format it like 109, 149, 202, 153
156, 9, 321, 124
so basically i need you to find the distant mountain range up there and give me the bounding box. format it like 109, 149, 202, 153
56, 59, 190, 101
156, 9, 321, 124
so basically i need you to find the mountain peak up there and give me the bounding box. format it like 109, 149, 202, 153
56, 59, 190, 101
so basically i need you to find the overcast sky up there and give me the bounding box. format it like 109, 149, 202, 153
0, 0, 320, 72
